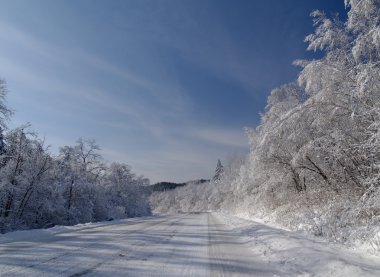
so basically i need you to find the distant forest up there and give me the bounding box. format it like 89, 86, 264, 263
150, 179, 209, 192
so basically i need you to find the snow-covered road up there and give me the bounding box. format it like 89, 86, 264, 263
0, 213, 379, 276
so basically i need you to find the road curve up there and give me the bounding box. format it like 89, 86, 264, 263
0, 213, 270, 276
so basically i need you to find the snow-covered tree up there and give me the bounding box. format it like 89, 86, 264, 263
212, 159, 224, 182
0, 80, 12, 157
0, 79, 12, 128
104, 162, 150, 218
0, 127, 55, 229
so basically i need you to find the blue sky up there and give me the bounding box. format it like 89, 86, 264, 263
0, 0, 345, 183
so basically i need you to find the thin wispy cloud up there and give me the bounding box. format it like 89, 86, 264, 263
0, 20, 68, 66
190, 128, 248, 148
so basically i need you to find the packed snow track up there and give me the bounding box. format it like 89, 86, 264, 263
0, 213, 379, 276
0, 213, 267, 276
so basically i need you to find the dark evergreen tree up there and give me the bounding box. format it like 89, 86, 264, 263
212, 159, 224, 182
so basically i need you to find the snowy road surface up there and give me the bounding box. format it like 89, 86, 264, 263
0, 213, 379, 276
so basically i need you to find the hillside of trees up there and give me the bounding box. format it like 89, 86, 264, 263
150, 0, 380, 253
149, 179, 209, 192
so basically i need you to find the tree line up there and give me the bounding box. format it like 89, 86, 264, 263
0, 83, 150, 232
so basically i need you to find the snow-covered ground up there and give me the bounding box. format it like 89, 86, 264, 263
216, 213, 380, 277
0, 213, 379, 276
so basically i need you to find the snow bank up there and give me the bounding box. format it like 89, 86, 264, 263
215, 212, 380, 277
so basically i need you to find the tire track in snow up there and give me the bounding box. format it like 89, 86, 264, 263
0, 215, 185, 276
